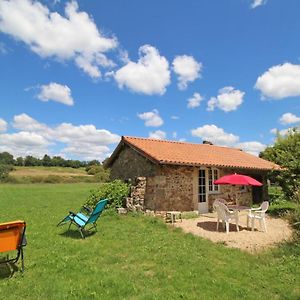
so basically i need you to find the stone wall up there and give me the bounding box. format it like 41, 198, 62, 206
126, 177, 147, 212
109, 145, 268, 212
109, 144, 157, 182
207, 168, 267, 210
145, 165, 194, 211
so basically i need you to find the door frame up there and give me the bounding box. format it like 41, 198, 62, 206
193, 168, 209, 214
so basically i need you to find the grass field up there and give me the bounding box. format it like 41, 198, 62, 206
0, 184, 299, 299
8, 167, 97, 184
11, 166, 90, 177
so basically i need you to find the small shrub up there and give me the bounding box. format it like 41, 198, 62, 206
85, 180, 130, 209
288, 207, 300, 231
0, 164, 14, 182
268, 201, 297, 217
3, 175, 19, 183
181, 211, 199, 219
86, 165, 110, 182
86, 165, 101, 175
268, 186, 285, 203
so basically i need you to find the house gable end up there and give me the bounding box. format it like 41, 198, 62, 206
109, 144, 158, 181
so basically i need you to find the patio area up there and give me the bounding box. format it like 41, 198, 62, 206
174, 212, 293, 253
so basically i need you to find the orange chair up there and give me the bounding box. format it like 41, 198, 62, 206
0, 220, 27, 272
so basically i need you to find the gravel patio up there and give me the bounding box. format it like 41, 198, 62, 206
174, 212, 293, 253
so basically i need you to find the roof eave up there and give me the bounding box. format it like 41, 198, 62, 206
104, 136, 160, 168
158, 160, 279, 171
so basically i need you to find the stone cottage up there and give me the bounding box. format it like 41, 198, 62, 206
105, 136, 280, 213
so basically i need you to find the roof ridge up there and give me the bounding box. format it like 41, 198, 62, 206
122, 135, 243, 151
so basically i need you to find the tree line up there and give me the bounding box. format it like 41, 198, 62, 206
0, 152, 102, 168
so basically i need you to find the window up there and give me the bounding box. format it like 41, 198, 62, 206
208, 168, 220, 193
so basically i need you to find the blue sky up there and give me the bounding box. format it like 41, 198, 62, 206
0, 0, 299, 160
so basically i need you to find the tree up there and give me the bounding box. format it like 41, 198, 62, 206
260, 129, 300, 200
42, 154, 52, 167
51, 156, 65, 167
87, 160, 100, 166
24, 155, 41, 166
67, 159, 82, 168
15, 157, 24, 166
0, 152, 15, 165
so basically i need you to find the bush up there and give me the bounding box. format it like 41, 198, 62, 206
0, 164, 14, 182
268, 186, 285, 203
288, 207, 300, 232
86, 165, 110, 182
85, 180, 130, 209
181, 211, 199, 219
268, 201, 298, 217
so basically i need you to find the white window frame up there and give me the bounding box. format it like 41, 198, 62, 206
208, 168, 220, 194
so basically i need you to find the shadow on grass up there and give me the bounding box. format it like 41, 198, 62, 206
0, 259, 19, 279
58, 229, 96, 239
197, 221, 247, 232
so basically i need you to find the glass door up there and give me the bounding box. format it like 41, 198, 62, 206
198, 169, 208, 213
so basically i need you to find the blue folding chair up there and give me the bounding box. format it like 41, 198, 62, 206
57, 199, 108, 238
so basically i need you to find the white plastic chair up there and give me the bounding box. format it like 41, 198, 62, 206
247, 201, 269, 232
215, 198, 228, 206
214, 201, 239, 234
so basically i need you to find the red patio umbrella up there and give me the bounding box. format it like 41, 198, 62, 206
214, 173, 263, 186
214, 173, 263, 205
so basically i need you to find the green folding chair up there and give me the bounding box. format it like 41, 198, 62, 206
57, 199, 108, 238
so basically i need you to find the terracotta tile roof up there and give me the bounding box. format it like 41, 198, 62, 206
111, 136, 280, 171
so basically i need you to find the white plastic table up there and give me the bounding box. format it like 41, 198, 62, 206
227, 205, 250, 212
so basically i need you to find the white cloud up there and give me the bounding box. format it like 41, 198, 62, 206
54, 123, 120, 145
207, 86, 244, 112
137, 109, 163, 127
114, 45, 171, 95
172, 55, 202, 90
187, 92, 203, 109
191, 124, 239, 146
251, 0, 267, 9
0, 0, 117, 78
0, 118, 7, 132
270, 128, 277, 135
191, 124, 265, 156
279, 113, 300, 125
255, 63, 300, 99
0, 42, 7, 54
12, 113, 50, 135
0, 131, 50, 157
171, 115, 179, 120
149, 130, 166, 140
37, 82, 74, 106
270, 127, 299, 136
60, 144, 110, 161
236, 141, 266, 156
8, 113, 120, 160
280, 128, 295, 136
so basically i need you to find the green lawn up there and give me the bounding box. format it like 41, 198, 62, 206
0, 184, 299, 299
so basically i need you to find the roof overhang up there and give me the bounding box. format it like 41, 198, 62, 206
104, 136, 281, 171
